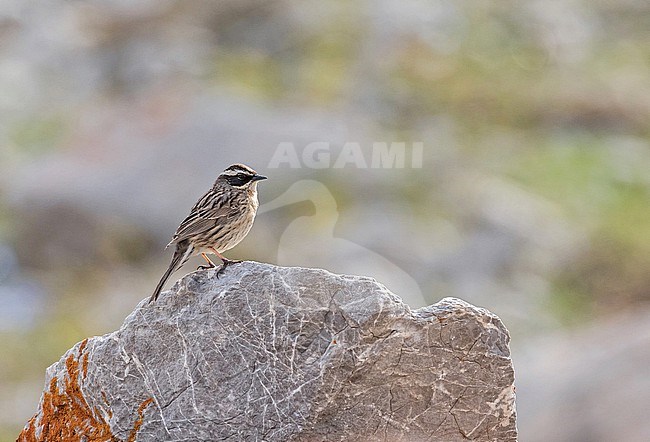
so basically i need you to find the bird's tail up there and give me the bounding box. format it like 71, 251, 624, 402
149, 241, 193, 303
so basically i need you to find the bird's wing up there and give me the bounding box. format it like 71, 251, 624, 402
168, 191, 232, 245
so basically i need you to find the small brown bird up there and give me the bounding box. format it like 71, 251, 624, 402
149, 164, 267, 303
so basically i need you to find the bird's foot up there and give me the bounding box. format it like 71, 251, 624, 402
197, 263, 216, 270
216, 259, 242, 278
197, 252, 217, 270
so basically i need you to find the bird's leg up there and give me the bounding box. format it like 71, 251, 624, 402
197, 252, 217, 270
211, 247, 242, 265
210, 247, 242, 277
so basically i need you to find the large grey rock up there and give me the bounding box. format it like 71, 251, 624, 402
20, 262, 517, 441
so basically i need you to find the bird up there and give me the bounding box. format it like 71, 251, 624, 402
149, 164, 267, 303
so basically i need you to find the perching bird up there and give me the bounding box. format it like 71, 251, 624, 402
149, 164, 267, 303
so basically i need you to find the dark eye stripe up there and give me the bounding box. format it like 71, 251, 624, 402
227, 174, 252, 187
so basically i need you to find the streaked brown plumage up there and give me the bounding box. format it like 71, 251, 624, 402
149, 164, 267, 303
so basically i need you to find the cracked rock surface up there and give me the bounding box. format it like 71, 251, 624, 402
20, 262, 517, 441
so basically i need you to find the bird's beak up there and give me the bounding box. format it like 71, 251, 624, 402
252, 174, 267, 181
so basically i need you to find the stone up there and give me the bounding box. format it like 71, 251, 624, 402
19, 262, 517, 441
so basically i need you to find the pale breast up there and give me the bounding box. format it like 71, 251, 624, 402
213, 188, 259, 252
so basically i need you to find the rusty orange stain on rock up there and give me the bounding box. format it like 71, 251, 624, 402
101, 391, 114, 420
80, 338, 90, 379
82, 353, 89, 379
18, 340, 152, 442
127, 398, 154, 442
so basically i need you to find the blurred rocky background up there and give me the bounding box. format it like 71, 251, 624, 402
1, 0, 649, 440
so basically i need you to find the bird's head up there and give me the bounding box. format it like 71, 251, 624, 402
216, 164, 267, 189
